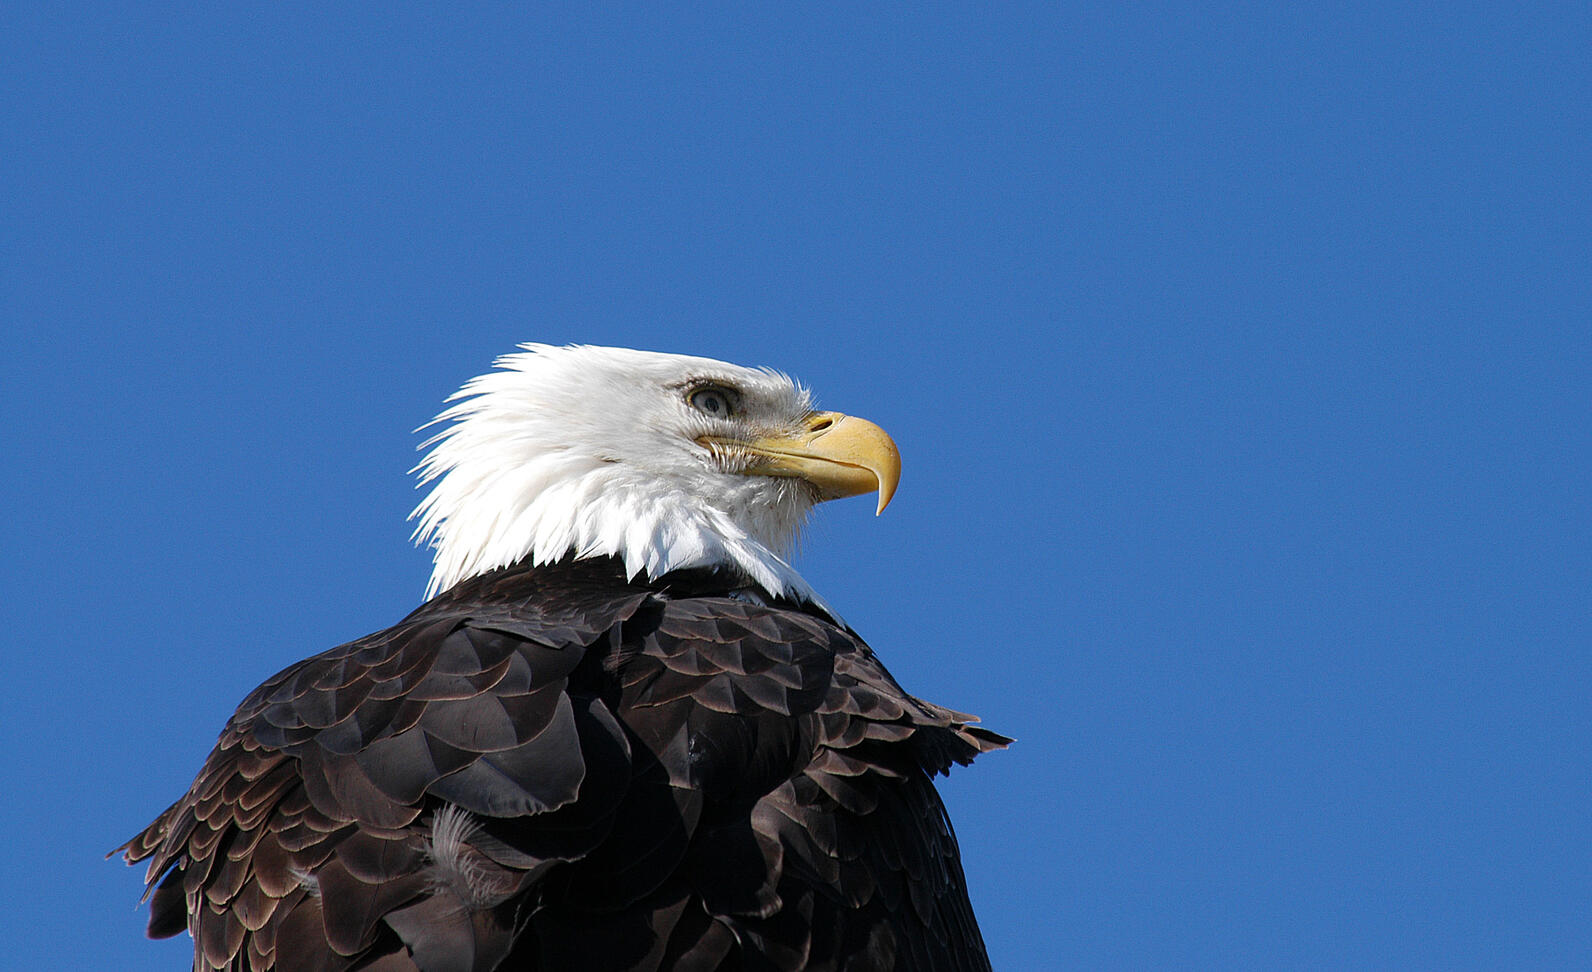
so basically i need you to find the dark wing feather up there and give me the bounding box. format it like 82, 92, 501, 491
119, 557, 1008, 971
119, 559, 648, 971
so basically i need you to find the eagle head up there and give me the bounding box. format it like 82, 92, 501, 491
410, 344, 900, 603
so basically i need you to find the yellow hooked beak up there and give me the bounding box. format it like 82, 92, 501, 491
704, 411, 901, 514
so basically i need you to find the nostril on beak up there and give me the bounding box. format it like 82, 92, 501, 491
809, 415, 834, 433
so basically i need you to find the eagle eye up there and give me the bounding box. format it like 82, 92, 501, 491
688, 386, 736, 419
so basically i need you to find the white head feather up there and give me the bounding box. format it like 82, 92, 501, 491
411, 344, 831, 608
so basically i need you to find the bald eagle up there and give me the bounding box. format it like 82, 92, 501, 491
120, 345, 1007, 971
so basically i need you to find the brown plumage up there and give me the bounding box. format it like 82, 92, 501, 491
119, 556, 1008, 970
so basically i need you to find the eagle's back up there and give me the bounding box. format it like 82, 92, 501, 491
121, 557, 1006, 971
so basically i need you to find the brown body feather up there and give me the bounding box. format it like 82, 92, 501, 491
120, 556, 1007, 971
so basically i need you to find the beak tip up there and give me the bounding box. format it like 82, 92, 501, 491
874, 485, 896, 515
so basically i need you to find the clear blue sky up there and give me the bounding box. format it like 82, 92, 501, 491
3, 4, 1587, 969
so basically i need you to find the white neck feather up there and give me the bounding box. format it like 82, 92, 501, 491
411, 456, 824, 605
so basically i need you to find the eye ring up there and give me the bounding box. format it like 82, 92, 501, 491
688, 386, 736, 418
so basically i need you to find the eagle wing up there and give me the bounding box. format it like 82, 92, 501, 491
120, 558, 1007, 971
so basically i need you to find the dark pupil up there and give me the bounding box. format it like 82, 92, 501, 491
699, 392, 723, 413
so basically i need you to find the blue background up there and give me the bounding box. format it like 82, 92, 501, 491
4, 4, 1587, 969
